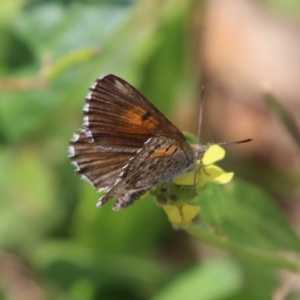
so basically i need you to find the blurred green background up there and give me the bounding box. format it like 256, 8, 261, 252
1, 0, 300, 299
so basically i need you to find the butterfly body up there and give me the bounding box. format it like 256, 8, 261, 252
68, 75, 205, 210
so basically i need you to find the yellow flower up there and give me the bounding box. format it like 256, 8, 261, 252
160, 145, 233, 228
162, 203, 200, 228
173, 145, 233, 185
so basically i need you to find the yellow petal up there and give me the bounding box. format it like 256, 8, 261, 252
172, 145, 230, 186
181, 204, 200, 226
202, 145, 225, 165
173, 170, 195, 185
162, 204, 200, 227
162, 204, 182, 224
200, 165, 234, 184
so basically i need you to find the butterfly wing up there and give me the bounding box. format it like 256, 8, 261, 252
69, 130, 134, 190
99, 136, 196, 210
69, 74, 186, 192
83, 74, 185, 147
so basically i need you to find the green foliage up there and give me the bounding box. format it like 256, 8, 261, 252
196, 179, 300, 252
1, 0, 300, 299
153, 259, 243, 300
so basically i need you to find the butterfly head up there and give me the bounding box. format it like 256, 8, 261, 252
192, 138, 252, 161
190, 143, 211, 162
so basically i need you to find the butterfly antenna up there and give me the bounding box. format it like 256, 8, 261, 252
217, 138, 253, 147
197, 86, 205, 144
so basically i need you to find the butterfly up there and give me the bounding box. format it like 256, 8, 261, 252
68, 75, 250, 211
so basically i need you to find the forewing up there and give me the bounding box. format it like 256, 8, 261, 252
83, 74, 186, 148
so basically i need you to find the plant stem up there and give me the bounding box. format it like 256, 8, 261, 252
43, 47, 99, 80
187, 223, 300, 272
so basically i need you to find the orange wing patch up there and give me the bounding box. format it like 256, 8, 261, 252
149, 144, 178, 158
123, 108, 160, 130
143, 115, 160, 130
123, 107, 147, 125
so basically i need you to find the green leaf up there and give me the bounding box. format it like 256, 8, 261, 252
195, 181, 225, 235
0, 147, 58, 249
34, 241, 170, 298
152, 259, 242, 300
223, 179, 300, 252
72, 189, 170, 255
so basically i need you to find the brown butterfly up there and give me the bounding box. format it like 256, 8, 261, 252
68, 75, 250, 211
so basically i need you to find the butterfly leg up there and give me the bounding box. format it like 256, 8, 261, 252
166, 179, 172, 194
202, 165, 210, 176
193, 165, 200, 196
